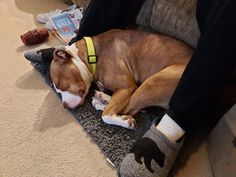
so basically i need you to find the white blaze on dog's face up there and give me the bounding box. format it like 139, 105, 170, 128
50, 48, 93, 109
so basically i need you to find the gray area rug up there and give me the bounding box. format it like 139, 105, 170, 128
32, 62, 208, 176
32, 62, 165, 168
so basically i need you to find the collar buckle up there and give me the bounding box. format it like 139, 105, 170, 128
88, 55, 97, 64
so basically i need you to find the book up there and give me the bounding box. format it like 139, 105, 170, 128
49, 12, 78, 44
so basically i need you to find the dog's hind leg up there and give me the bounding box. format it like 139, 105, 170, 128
123, 65, 186, 116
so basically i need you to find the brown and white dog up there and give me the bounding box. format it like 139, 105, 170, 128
50, 29, 193, 129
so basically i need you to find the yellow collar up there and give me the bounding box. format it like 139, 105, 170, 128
83, 37, 97, 76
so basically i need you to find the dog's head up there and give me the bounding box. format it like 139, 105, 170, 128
50, 48, 93, 109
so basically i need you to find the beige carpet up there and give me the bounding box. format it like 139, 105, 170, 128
0, 0, 213, 176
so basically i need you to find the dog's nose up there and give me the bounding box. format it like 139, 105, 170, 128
63, 102, 70, 108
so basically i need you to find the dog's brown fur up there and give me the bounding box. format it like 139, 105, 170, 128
50, 29, 193, 128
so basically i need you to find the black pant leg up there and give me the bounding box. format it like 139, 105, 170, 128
167, 0, 236, 132
69, 0, 143, 45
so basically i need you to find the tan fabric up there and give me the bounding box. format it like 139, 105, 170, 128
150, 0, 200, 48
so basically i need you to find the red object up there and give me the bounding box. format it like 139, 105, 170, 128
20, 28, 49, 45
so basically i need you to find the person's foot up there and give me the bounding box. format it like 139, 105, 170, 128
118, 118, 184, 177
24, 47, 56, 64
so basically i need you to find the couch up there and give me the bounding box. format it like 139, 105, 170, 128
70, 0, 236, 176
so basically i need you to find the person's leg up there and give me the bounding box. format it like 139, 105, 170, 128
68, 0, 143, 44
157, 0, 236, 146
119, 0, 236, 176
166, 0, 236, 133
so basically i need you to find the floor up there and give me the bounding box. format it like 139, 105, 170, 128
0, 0, 213, 176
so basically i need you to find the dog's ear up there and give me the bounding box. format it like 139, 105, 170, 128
53, 49, 72, 65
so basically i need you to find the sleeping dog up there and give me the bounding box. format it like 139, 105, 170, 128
50, 29, 193, 129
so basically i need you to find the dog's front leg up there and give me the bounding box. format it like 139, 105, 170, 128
101, 87, 137, 129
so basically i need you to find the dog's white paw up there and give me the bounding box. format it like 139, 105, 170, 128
121, 115, 137, 129
92, 97, 106, 111
94, 90, 111, 104
92, 90, 111, 111
102, 114, 137, 129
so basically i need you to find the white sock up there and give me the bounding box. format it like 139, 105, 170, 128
156, 114, 185, 143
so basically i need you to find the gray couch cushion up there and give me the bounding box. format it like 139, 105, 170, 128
136, 0, 155, 27
150, 0, 200, 48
